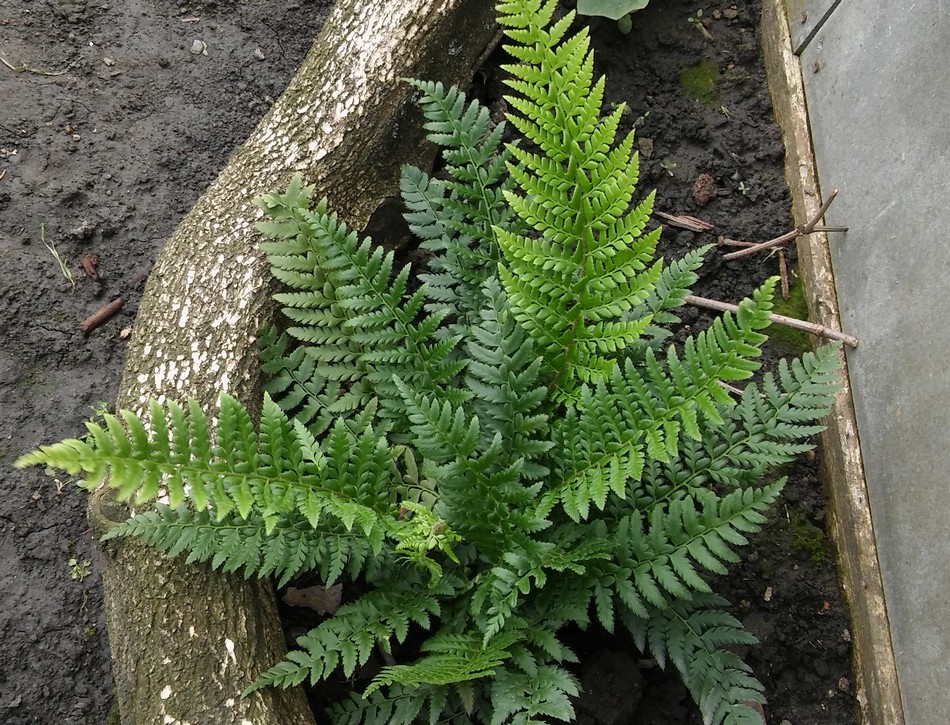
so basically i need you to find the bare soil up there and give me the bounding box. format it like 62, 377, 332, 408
0, 0, 856, 723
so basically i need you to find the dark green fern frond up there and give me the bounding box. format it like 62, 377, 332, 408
623, 594, 765, 725
489, 664, 580, 724
627, 244, 713, 356
466, 278, 552, 484
259, 325, 379, 437
469, 532, 611, 643
401, 80, 526, 336
249, 571, 460, 694
104, 504, 384, 588
395, 378, 539, 560
537, 280, 775, 524
257, 183, 467, 434
629, 344, 841, 518
604, 481, 783, 616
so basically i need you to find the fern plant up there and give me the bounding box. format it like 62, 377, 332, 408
17, 1, 841, 723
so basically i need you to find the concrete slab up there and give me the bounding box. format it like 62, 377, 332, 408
783, 0, 840, 53
799, 2, 950, 722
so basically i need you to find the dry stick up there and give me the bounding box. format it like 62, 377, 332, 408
80, 297, 123, 335
657, 211, 714, 233
723, 189, 844, 261
778, 248, 789, 299
684, 293, 859, 348
718, 226, 844, 248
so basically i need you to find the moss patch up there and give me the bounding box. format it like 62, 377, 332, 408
768, 276, 812, 355
679, 60, 721, 106
788, 511, 833, 566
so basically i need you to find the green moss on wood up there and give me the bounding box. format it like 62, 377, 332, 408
768, 275, 812, 355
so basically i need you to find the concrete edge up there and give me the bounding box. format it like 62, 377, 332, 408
758, 2, 906, 723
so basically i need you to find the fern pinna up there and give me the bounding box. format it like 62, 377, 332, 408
17, 1, 840, 723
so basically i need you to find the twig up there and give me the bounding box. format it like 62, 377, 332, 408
0, 54, 80, 76
80, 297, 123, 335
656, 211, 714, 233
778, 249, 789, 299
717, 237, 756, 248
684, 294, 858, 348
723, 190, 845, 260
718, 380, 745, 397
0, 168, 6, 181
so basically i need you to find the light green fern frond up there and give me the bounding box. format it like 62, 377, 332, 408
17, 394, 397, 547
495, 0, 663, 395
366, 629, 523, 696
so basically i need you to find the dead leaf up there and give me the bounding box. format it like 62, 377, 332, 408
283, 584, 343, 614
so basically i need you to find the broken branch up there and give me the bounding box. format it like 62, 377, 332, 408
684, 293, 858, 348
723, 189, 845, 260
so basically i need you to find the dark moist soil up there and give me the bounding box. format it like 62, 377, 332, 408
0, 1, 856, 724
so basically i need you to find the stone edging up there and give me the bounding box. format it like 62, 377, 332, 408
759, 1, 905, 722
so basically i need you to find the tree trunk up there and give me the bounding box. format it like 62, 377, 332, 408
89, 1, 499, 722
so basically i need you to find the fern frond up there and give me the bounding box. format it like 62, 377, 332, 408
367, 629, 523, 697
535, 280, 776, 524
401, 79, 527, 338
623, 594, 765, 725
259, 325, 377, 437
395, 378, 534, 559
104, 504, 383, 587
489, 664, 579, 724
626, 244, 713, 355
495, 0, 664, 394
249, 572, 459, 693
630, 344, 841, 518
466, 278, 553, 486
606, 481, 784, 614
18, 394, 398, 551
256, 184, 467, 435
470, 532, 610, 643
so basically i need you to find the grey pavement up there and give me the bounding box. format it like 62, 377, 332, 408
794, 0, 950, 721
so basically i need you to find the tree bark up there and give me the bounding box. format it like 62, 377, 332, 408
90, 1, 499, 722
